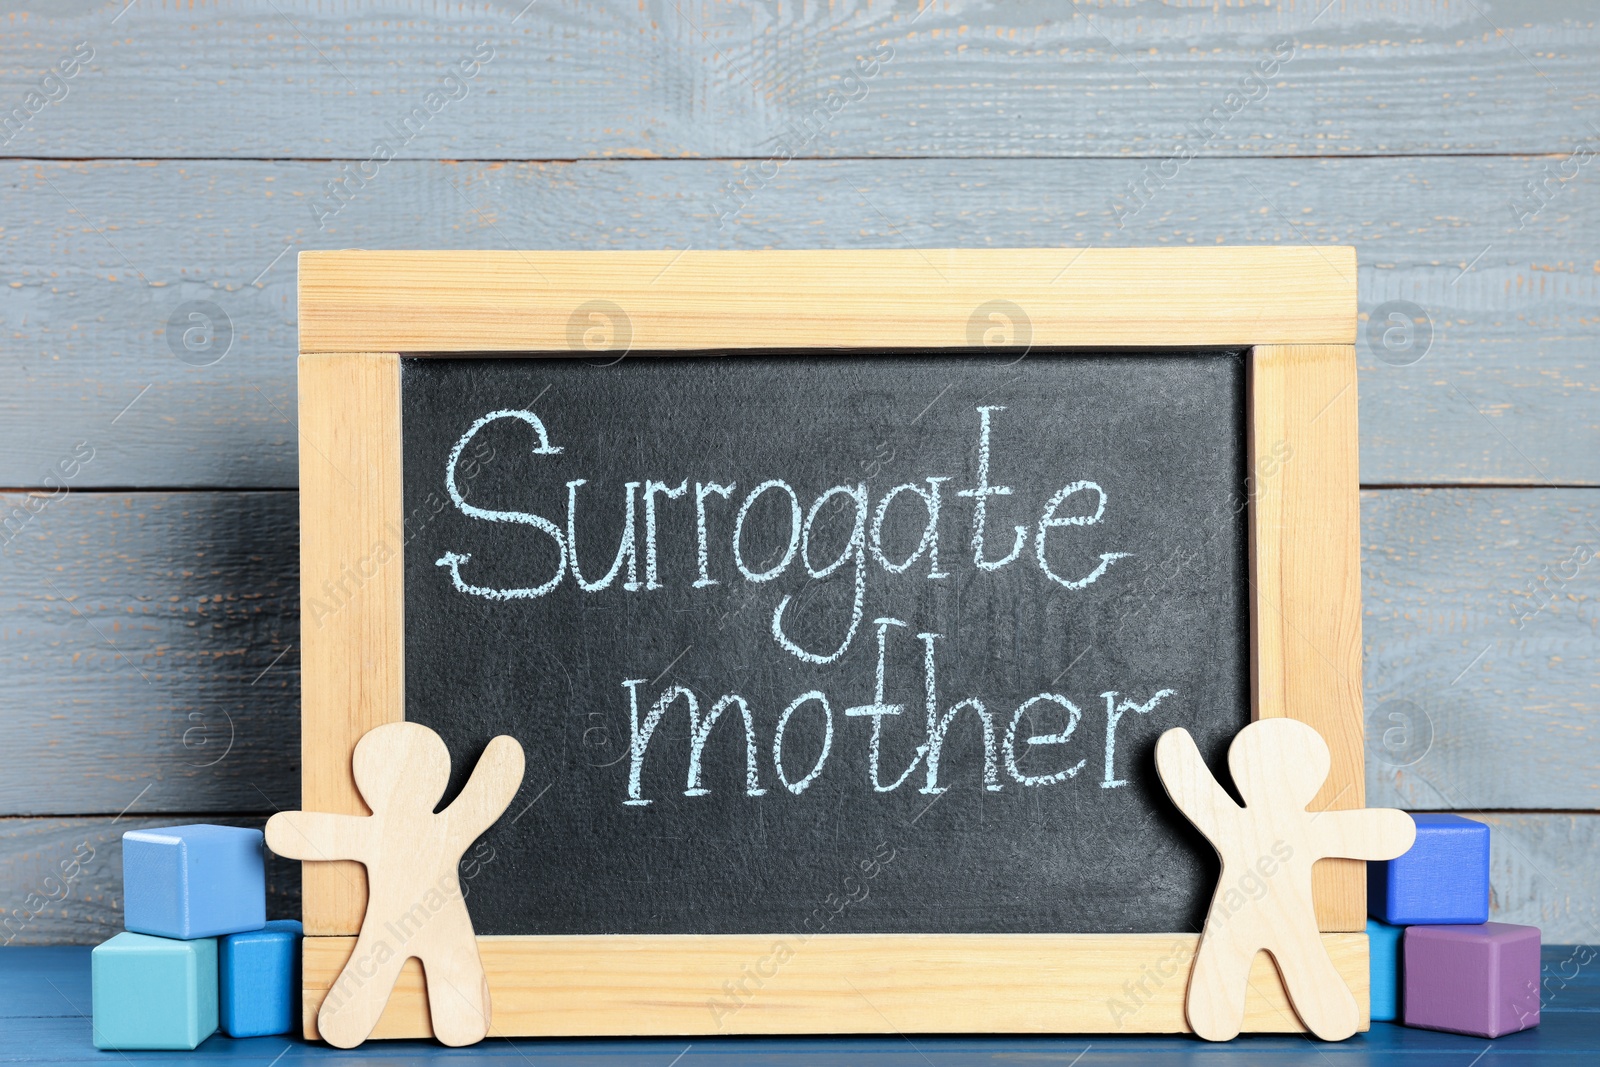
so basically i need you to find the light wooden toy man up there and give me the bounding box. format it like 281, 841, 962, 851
266, 723, 524, 1048
1156, 719, 1415, 1041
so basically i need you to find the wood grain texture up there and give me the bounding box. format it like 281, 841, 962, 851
1156, 722, 1412, 1040
3, 486, 1594, 817
1362, 488, 1600, 812
0, 1, 1594, 159
1, 489, 1596, 944
300, 931, 1369, 1038
0, 816, 300, 948
297, 247, 1356, 352
0, 490, 299, 815
0, 0, 1588, 998
9, 812, 1590, 946
1480, 814, 1600, 945
297, 354, 404, 938
1249, 344, 1365, 931
293, 311, 1357, 1032
11, 948, 1600, 1058
3, 157, 1592, 488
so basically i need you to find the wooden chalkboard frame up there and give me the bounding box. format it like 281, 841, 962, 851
295, 248, 1363, 1039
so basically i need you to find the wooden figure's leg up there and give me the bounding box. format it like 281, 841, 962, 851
316, 931, 411, 1049
1271, 941, 1360, 1041
419, 927, 492, 1046
1185, 931, 1254, 1041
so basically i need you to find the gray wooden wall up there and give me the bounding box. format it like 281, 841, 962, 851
2, 1, 1595, 945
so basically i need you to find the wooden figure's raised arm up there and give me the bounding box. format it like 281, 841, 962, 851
1155, 728, 1241, 845
1307, 808, 1416, 862
443, 735, 527, 847
265, 811, 378, 866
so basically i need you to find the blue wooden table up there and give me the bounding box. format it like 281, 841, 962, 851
7, 945, 1597, 1064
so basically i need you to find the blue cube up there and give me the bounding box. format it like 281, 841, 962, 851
1367, 918, 1404, 1022
92, 931, 218, 1049
1368, 813, 1489, 925
123, 824, 266, 939
220, 919, 302, 1037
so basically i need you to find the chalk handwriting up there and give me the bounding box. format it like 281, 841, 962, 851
433, 404, 1167, 805
437, 405, 1129, 653
620, 619, 1176, 805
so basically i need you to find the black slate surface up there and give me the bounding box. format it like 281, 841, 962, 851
400, 351, 1250, 936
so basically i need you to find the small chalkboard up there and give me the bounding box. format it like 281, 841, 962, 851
400, 351, 1249, 936
295, 248, 1363, 1037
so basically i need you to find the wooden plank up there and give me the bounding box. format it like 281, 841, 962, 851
1362, 488, 1600, 812
297, 355, 404, 937
8, 953, 1600, 1058
294, 262, 1351, 941
0, 816, 299, 948
300, 932, 1368, 1038
0, 2, 1594, 159
2, 490, 1595, 817
0, 490, 299, 815
9, 813, 1596, 947
2, 157, 1593, 488
1250, 345, 1364, 931
298, 247, 1355, 352
1479, 814, 1600, 946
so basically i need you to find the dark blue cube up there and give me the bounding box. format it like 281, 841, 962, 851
219, 919, 301, 1037
1368, 813, 1489, 925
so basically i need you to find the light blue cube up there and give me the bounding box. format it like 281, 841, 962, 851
91, 931, 218, 1050
220, 919, 302, 1037
1368, 813, 1490, 925
123, 824, 266, 939
1367, 918, 1404, 1022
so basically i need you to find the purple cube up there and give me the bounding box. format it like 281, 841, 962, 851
1403, 923, 1541, 1037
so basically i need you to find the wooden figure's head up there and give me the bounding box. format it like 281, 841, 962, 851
352, 721, 452, 816
1227, 718, 1330, 811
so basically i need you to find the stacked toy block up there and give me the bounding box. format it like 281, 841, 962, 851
1367, 814, 1541, 1037
91, 825, 301, 1050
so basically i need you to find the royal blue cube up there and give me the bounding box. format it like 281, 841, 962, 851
219, 919, 302, 1037
1368, 813, 1489, 925
123, 824, 266, 939
92, 931, 218, 1049
1367, 918, 1403, 1022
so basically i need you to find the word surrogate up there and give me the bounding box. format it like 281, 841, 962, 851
436, 405, 1128, 661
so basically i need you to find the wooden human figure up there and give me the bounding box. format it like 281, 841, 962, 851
1156, 719, 1414, 1041
266, 723, 524, 1048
